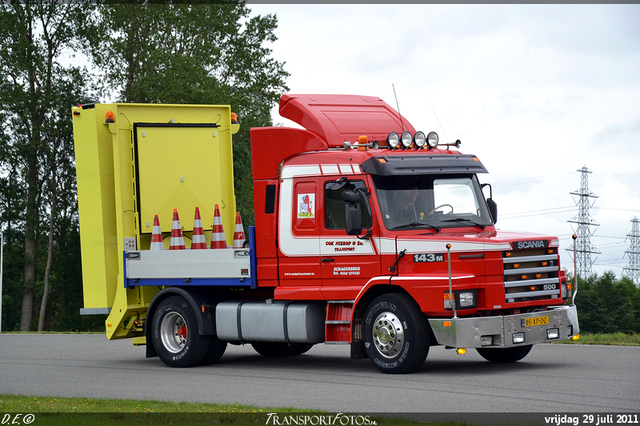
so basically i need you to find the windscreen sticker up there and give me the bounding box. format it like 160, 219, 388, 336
298, 193, 315, 218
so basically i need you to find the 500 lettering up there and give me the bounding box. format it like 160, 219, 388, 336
413, 253, 444, 263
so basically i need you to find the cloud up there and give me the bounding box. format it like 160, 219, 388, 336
250, 3, 640, 276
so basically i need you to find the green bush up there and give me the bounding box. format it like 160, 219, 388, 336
574, 272, 640, 334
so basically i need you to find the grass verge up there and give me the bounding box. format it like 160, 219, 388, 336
0, 394, 467, 426
553, 332, 640, 346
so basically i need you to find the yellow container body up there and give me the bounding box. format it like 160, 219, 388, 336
72, 103, 239, 340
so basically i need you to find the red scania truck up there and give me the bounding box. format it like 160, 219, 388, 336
72, 94, 579, 374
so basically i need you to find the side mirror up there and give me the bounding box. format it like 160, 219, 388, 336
481, 183, 497, 224
343, 190, 363, 236
342, 189, 360, 203
487, 198, 498, 224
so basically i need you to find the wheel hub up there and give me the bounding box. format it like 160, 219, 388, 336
372, 312, 404, 358
160, 311, 187, 353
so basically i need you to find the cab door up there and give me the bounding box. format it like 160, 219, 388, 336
277, 177, 323, 299
320, 178, 381, 300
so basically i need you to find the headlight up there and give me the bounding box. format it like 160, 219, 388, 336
387, 132, 400, 149
414, 131, 426, 148
458, 291, 476, 308
400, 131, 413, 149
445, 289, 478, 310
427, 131, 439, 149
512, 333, 526, 344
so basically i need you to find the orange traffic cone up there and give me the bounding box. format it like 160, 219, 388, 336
210, 204, 227, 249
191, 207, 207, 250
233, 211, 245, 249
169, 209, 186, 250
150, 215, 164, 250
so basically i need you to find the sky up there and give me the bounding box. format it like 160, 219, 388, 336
248, 3, 640, 278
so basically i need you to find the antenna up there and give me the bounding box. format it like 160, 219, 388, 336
429, 101, 449, 144
392, 84, 405, 132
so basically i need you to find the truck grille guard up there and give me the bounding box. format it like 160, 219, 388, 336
502, 248, 560, 303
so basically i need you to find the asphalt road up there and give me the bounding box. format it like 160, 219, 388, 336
0, 334, 638, 415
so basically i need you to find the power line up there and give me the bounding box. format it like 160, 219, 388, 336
491, 172, 575, 187
500, 206, 575, 220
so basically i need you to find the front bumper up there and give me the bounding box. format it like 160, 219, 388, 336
428, 305, 579, 348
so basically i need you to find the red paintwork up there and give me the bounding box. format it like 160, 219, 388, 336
250, 94, 565, 339
279, 94, 415, 148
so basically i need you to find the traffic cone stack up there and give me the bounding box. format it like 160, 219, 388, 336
150, 215, 164, 250
169, 209, 186, 250
210, 204, 227, 249
191, 207, 207, 250
233, 211, 245, 249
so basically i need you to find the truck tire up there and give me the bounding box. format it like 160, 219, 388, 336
476, 345, 532, 363
152, 296, 211, 368
251, 342, 314, 357
201, 336, 228, 365
363, 293, 429, 374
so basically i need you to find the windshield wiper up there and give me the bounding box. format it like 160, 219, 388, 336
392, 222, 441, 232
441, 217, 486, 230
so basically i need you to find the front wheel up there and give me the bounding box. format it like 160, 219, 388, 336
151, 296, 211, 367
363, 293, 430, 374
476, 345, 532, 363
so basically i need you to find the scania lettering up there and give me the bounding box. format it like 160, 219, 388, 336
515, 240, 548, 250
72, 94, 579, 374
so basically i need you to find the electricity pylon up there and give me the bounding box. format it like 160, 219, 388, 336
622, 217, 640, 285
566, 166, 600, 278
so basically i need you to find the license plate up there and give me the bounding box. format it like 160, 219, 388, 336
522, 316, 549, 327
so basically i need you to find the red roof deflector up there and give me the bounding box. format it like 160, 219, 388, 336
279, 94, 416, 148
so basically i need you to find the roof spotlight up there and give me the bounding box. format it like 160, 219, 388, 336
400, 131, 413, 149
387, 132, 400, 149
414, 131, 426, 149
426, 131, 439, 149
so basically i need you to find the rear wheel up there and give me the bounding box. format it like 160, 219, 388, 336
152, 296, 210, 367
476, 345, 532, 363
251, 342, 314, 357
363, 293, 429, 374
201, 336, 228, 365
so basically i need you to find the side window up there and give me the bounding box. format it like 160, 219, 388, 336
324, 180, 372, 230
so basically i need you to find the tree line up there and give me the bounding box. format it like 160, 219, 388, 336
574, 272, 640, 334
2, 2, 638, 337
0, 1, 288, 332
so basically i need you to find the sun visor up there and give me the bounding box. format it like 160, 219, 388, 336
360, 155, 489, 176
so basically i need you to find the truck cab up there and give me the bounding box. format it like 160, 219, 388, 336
250, 94, 579, 372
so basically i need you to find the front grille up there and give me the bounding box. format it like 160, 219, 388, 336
503, 248, 560, 303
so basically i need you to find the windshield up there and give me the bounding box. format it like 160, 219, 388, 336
372, 174, 493, 231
